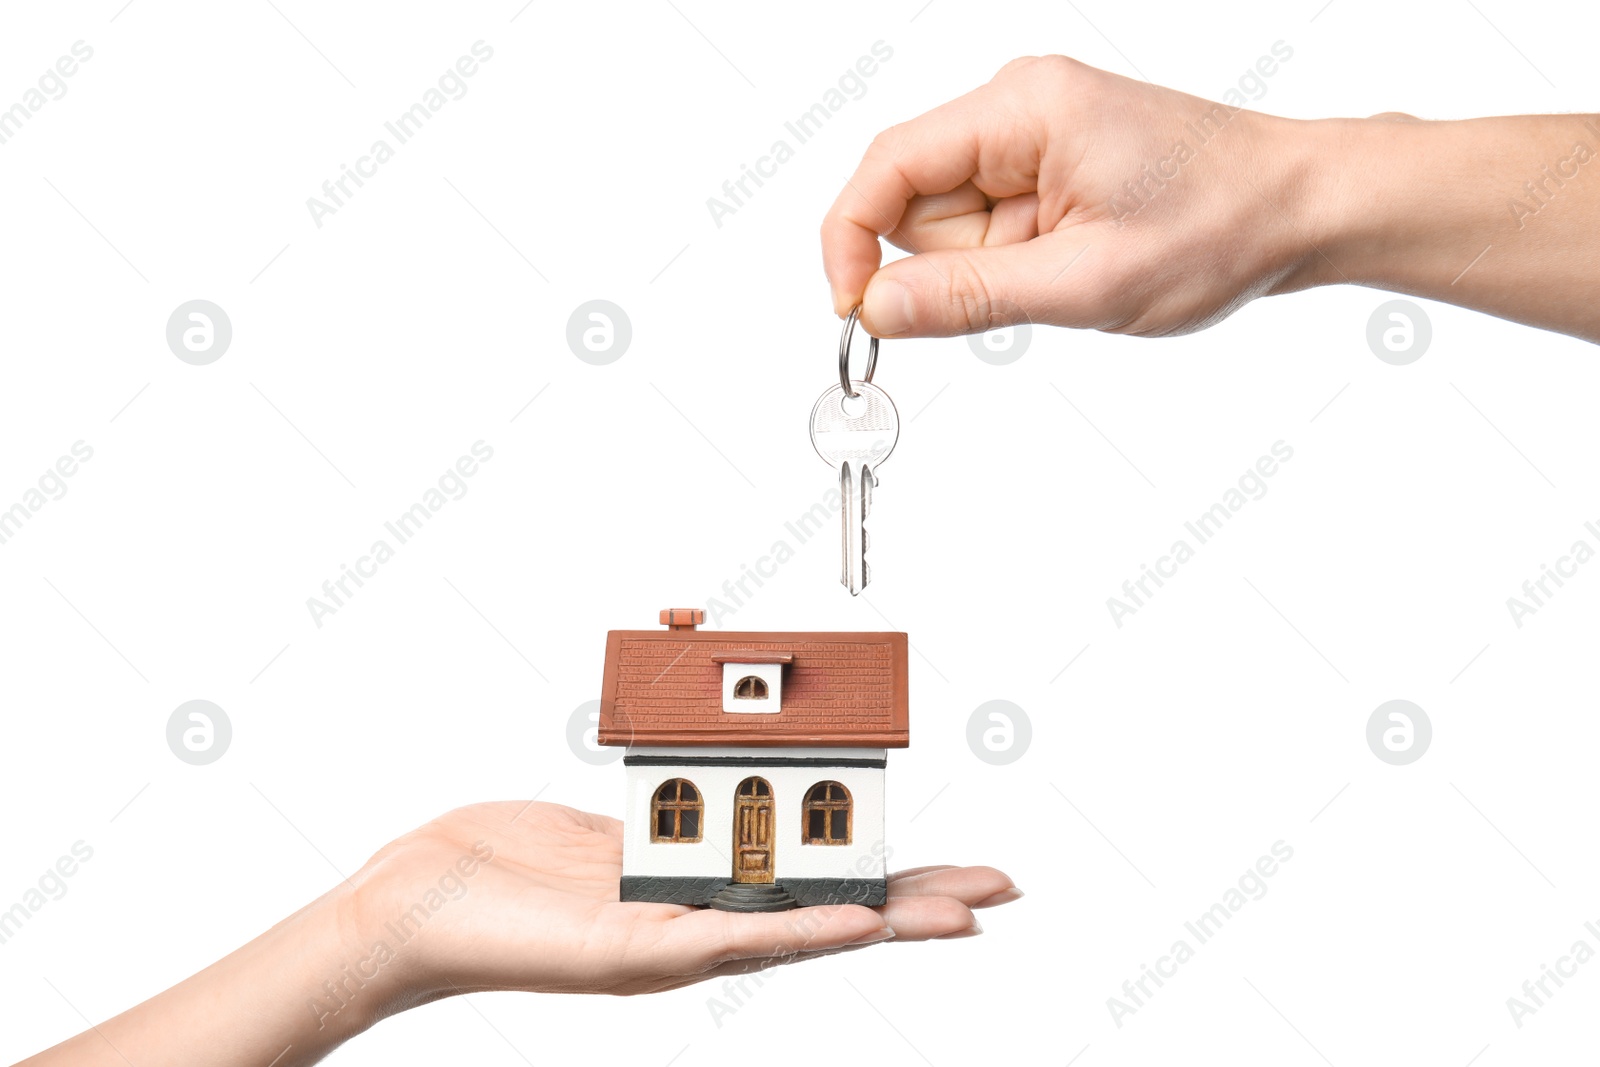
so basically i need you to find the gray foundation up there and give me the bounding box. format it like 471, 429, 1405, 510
620, 875, 888, 908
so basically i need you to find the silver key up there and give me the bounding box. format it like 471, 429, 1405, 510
810, 380, 899, 595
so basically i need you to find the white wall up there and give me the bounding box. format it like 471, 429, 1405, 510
621, 746, 887, 881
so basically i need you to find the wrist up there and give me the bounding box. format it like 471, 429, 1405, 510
286, 880, 416, 1041
1259, 115, 1378, 294
1275, 113, 1514, 297
338, 832, 501, 1010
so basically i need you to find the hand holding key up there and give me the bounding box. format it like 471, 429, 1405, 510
821, 55, 1309, 340
821, 54, 1600, 344
811, 307, 899, 595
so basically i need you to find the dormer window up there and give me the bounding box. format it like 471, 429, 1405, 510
733, 676, 769, 700
715, 655, 789, 713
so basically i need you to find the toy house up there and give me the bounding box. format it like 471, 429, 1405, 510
597, 608, 910, 912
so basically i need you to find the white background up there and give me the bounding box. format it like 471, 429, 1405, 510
2, 0, 1598, 1063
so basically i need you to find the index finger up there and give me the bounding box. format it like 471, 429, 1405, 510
820, 67, 1044, 324
821, 97, 983, 322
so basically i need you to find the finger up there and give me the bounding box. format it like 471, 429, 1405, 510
875, 894, 979, 941
860, 231, 1109, 338
985, 193, 1042, 246
888, 864, 1017, 906
887, 864, 959, 881
822, 78, 1045, 319
972, 887, 1024, 909
888, 182, 989, 252
654, 903, 890, 973
888, 187, 1040, 257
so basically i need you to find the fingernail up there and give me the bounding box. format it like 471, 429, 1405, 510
865, 280, 913, 336
973, 887, 1024, 909
847, 926, 896, 946
937, 920, 983, 940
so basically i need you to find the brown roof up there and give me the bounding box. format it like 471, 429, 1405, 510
597, 628, 909, 747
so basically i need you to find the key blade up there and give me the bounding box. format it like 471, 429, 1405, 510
860, 465, 876, 591
838, 460, 864, 591
837, 462, 851, 590
840, 461, 877, 595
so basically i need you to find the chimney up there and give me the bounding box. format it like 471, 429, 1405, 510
660, 608, 704, 631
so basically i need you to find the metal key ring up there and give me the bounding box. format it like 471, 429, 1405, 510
838, 304, 879, 398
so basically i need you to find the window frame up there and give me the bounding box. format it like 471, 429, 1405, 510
651, 778, 704, 843
733, 675, 770, 700
801, 780, 852, 846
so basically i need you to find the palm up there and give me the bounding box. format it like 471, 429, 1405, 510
357, 801, 1017, 998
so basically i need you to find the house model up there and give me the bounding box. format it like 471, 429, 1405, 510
597, 608, 910, 912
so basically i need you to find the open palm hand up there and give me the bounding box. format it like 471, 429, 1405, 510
351, 801, 1019, 1002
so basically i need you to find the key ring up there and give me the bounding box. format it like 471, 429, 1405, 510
838, 304, 879, 398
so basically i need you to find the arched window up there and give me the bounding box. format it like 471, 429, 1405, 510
803, 781, 851, 845
734, 675, 769, 700
652, 779, 702, 842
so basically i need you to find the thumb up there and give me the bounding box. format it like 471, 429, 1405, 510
859, 234, 1099, 338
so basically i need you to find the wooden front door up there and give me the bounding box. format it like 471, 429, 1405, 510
733, 777, 775, 883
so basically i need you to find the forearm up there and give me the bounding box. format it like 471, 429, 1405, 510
19, 885, 393, 1067
1287, 113, 1600, 341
